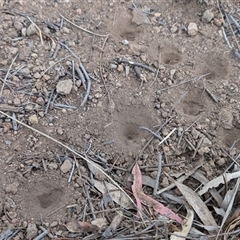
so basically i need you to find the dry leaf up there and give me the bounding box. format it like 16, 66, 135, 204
63, 221, 97, 233
63, 221, 81, 233
93, 179, 133, 209
198, 170, 240, 196
216, 178, 240, 239
171, 204, 194, 240
172, 178, 217, 230
132, 163, 182, 224
78, 221, 98, 232
91, 218, 108, 229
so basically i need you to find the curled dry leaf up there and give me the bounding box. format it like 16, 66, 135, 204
132, 163, 182, 224
63, 220, 98, 233
172, 178, 218, 231
170, 204, 194, 240
93, 179, 133, 209
198, 170, 240, 196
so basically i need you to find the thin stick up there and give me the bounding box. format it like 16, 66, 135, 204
27, 16, 44, 45
80, 78, 92, 107
153, 153, 162, 196
60, 14, 108, 37
158, 128, 176, 146
0, 110, 135, 205
0, 53, 19, 98
38, 55, 70, 80
221, 27, 232, 49
139, 126, 163, 141
68, 160, 76, 183
160, 73, 210, 91
138, 116, 174, 158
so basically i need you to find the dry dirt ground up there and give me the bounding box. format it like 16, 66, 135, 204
1, 0, 240, 239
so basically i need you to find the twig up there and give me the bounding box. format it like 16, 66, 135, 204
44, 89, 54, 115
0, 110, 135, 206
138, 116, 174, 158
42, 159, 47, 172
33, 227, 48, 240
228, 14, 240, 33
158, 128, 176, 146
83, 183, 96, 219
0, 104, 23, 112
75, 65, 86, 89
72, 60, 76, 86
46, 204, 65, 217
160, 73, 210, 91
192, 135, 205, 159
0, 53, 19, 98
170, 90, 188, 112
221, 27, 232, 49
52, 43, 61, 59
60, 14, 108, 37
117, 58, 156, 73
68, 160, 76, 183
139, 126, 163, 141
153, 153, 162, 196
58, 41, 79, 59
39, 226, 54, 239
38, 55, 70, 80
99, 34, 114, 127
53, 103, 77, 109
11, 112, 18, 131
27, 16, 44, 45
80, 78, 92, 107
148, 51, 161, 88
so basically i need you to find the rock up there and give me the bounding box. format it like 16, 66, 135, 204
110, 64, 117, 69
201, 137, 212, 147
161, 176, 169, 188
14, 20, 24, 31
25, 104, 33, 112
8, 47, 19, 55
26, 23, 38, 36
214, 18, 223, 27
5, 182, 19, 194
76, 80, 82, 87
50, 221, 58, 227
117, 65, 124, 72
221, 109, 233, 129
198, 146, 210, 155
202, 9, 214, 23
191, 128, 200, 139
36, 97, 45, 106
95, 93, 103, 99
122, 39, 129, 45
48, 163, 58, 170
29, 114, 38, 124
13, 97, 21, 106
2, 122, 12, 133
56, 80, 73, 95
60, 159, 72, 173
188, 22, 198, 36
216, 158, 226, 166
26, 223, 38, 240
57, 126, 63, 135
132, 8, 151, 25
8, 211, 17, 219
62, 26, 70, 34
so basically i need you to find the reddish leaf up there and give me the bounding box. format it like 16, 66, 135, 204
78, 221, 98, 232
132, 163, 182, 224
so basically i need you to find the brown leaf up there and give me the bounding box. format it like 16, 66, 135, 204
63, 221, 81, 233
78, 221, 98, 232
